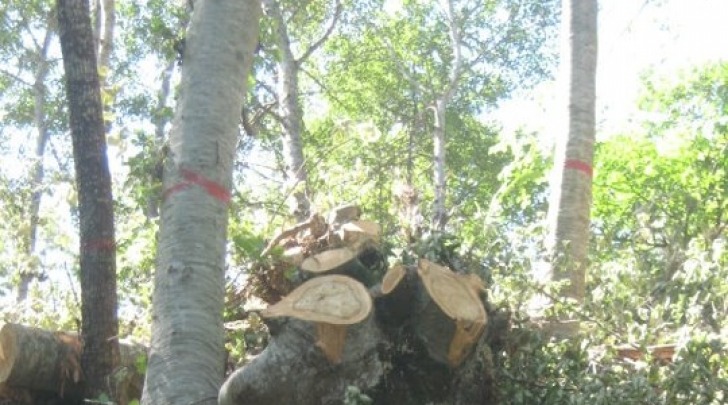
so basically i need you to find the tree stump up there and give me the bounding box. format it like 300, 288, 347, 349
224, 211, 498, 404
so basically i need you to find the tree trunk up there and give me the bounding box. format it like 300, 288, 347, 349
265, 0, 311, 222
141, 1, 261, 403
544, 0, 598, 328
145, 59, 177, 218
96, 0, 115, 82
261, 0, 339, 222
56, 0, 121, 400
432, 98, 448, 231
430, 0, 463, 232
56, 0, 121, 401
17, 26, 54, 303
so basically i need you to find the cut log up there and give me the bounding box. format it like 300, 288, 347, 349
0, 323, 82, 395
220, 275, 381, 405
0, 323, 146, 400
381, 264, 406, 294
616, 343, 676, 364
415, 259, 488, 367
281, 245, 305, 266
261, 275, 372, 364
300, 247, 359, 275
260, 213, 327, 258
374, 264, 419, 328
327, 204, 362, 225
338, 220, 381, 245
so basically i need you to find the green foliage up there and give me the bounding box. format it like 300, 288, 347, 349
591, 62, 728, 339
494, 329, 727, 404
487, 62, 728, 404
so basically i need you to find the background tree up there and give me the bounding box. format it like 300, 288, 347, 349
0, 0, 65, 303
252, 0, 342, 221
18, 19, 54, 302
542, 0, 598, 330
308, 0, 557, 239
56, 0, 121, 400
141, 0, 261, 403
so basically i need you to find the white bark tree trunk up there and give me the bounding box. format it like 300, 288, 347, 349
432, 98, 448, 231
17, 27, 53, 303
262, 0, 340, 222
141, 1, 261, 403
269, 0, 309, 221
545, 0, 598, 319
92, 0, 114, 87
98, 0, 114, 79
145, 59, 176, 219
430, 0, 463, 232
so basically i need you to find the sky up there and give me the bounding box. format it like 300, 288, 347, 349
497, 0, 728, 142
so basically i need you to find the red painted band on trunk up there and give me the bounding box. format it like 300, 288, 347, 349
162, 182, 191, 201
162, 168, 231, 204
564, 159, 593, 177
83, 239, 116, 252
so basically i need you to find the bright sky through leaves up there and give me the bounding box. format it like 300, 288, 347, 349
496, 0, 728, 145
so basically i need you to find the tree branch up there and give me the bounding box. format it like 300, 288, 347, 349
382, 38, 427, 95
299, 66, 348, 110
0, 67, 32, 87
241, 100, 278, 137
295, 0, 342, 65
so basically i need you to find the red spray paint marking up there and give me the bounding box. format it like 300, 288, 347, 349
162, 168, 231, 204
564, 159, 593, 177
83, 239, 116, 253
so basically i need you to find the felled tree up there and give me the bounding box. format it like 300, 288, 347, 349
221, 211, 498, 405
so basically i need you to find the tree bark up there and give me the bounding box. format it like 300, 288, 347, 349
56, 0, 121, 401
141, 1, 261, 404
545, 0, 598, 324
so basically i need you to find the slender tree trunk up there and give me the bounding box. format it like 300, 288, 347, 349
545, 0, 598, 326
141, 1, 261, 403
430, 0, 462, 232
262, 0, 339, 222
145, 59, 177, 218
432, 98, 447, 231
265, 0, 311, 222
17, 27, 54, 303
56, 0, 121, 400
97, 0, 115, 80
153, 60, 176, 143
